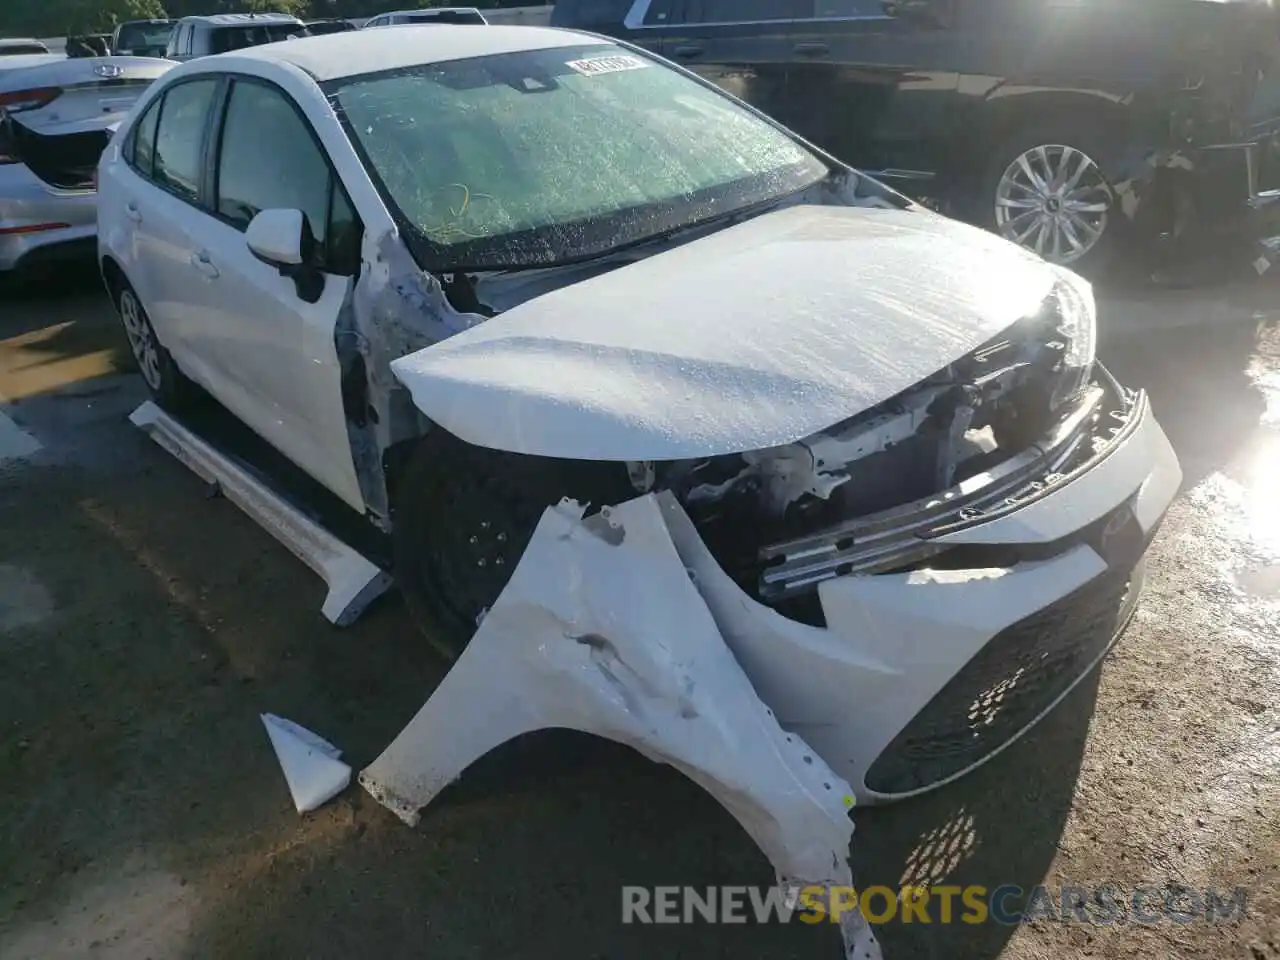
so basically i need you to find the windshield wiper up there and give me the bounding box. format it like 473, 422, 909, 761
431, 176, 827, 276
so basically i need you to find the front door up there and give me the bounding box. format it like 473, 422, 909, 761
178, 76, 365, 511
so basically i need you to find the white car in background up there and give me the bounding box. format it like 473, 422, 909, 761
0, 40, 51, 56
96, 26, 1180, 804
362, 8, 488, 27
0, 54, 173, 272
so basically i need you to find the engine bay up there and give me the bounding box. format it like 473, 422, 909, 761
620, 306, 1103, 609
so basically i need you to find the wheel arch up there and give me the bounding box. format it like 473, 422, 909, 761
974, 88, 1138, 186
99, 253, 127, 298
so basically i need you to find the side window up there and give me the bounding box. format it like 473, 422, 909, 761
684, 0, 808, 22
214, 80, 358, 274
152, 79, 219, 202
181, 24, 195, 55
643, 0, 678, 25
327, 182, 361, 276
126, 96, 161, 178
813, 0, 882, 15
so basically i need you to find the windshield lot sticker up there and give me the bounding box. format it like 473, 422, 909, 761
566, 55, 649, 77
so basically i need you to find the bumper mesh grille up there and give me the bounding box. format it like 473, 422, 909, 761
864, 512, 1148, 797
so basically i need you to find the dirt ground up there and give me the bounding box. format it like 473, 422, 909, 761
0, 265, 1277, 960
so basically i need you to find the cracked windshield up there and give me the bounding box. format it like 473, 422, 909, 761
331, 44, 827, 267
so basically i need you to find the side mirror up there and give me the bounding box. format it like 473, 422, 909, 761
246, 208, 306, 267
246, 208, 325, 303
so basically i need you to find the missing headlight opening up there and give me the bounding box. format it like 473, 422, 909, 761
591, 278, 1113, 621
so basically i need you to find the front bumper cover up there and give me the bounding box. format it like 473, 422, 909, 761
362, 379, 1180, 839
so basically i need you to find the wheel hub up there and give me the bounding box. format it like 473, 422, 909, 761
994, 143, 1112, 265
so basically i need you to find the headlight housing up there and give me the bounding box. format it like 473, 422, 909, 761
1047, 266, 1097, 408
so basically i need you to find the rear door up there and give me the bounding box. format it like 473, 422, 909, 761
786, 0, 962, 183
119, 76, 224, 383
661, 0, 807, 124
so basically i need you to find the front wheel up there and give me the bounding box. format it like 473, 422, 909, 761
979, 123, 1120, 276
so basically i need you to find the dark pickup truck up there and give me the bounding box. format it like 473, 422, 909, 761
553, 0, 1280, 280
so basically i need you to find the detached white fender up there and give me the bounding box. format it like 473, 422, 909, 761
360, 493, 881, 959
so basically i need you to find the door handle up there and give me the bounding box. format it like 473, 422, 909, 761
190, 251, 219, 279
124, 202, 142, 223
793, 41, 830, 57
672, 44, 704, 58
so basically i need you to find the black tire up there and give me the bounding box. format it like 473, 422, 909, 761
976, 120, 1123, 279
109, 273, 200, 411
391, 433, 631, 660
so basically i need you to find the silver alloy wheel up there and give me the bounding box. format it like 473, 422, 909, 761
119, 289, 162, 390
994, 143, 1112, 265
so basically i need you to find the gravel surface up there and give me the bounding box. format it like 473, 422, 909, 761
0, 266, 1276, 960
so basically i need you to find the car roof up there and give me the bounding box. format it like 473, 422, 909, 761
222, 24, 609, 81
177, 13, 304, 26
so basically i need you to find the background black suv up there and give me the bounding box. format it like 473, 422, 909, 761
553, 0, 1280, 280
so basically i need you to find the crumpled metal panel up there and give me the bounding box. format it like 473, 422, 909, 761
360, 493, 880, 959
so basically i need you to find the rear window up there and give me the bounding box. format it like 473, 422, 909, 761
549, 0, 632, 30
403, 11, 487, 24
0, 42, 49, 56
306, 20, 355, 34
116, 22, 174, 51
209, 24, 303, 53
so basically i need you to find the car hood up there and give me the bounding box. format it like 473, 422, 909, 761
391, 205, 1064, 462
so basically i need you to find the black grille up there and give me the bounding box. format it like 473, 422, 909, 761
864, 511, 1148, 797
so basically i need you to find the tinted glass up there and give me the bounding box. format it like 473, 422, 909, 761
0, 42, 50, 55
403, 11, 486, 24
685, 0, 807, 22
209, 24, 301, 53
814, 0, 882, 14
129, 97, 161, 177
327, 182, 361, 273
644, 0, 678, 25
116, 22, 174, 51
153, 79, 218, 201
305, 20, 355, 34
549, 0, 632, 29
332, 44, 826, 270
215, 81, 332, 250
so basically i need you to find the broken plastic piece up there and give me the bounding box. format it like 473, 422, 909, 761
262, 713, 352, 814
360, 494, 880, 959
130, 401, 392, 626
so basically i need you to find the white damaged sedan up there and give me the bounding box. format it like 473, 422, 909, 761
97, 25, 1181, 813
